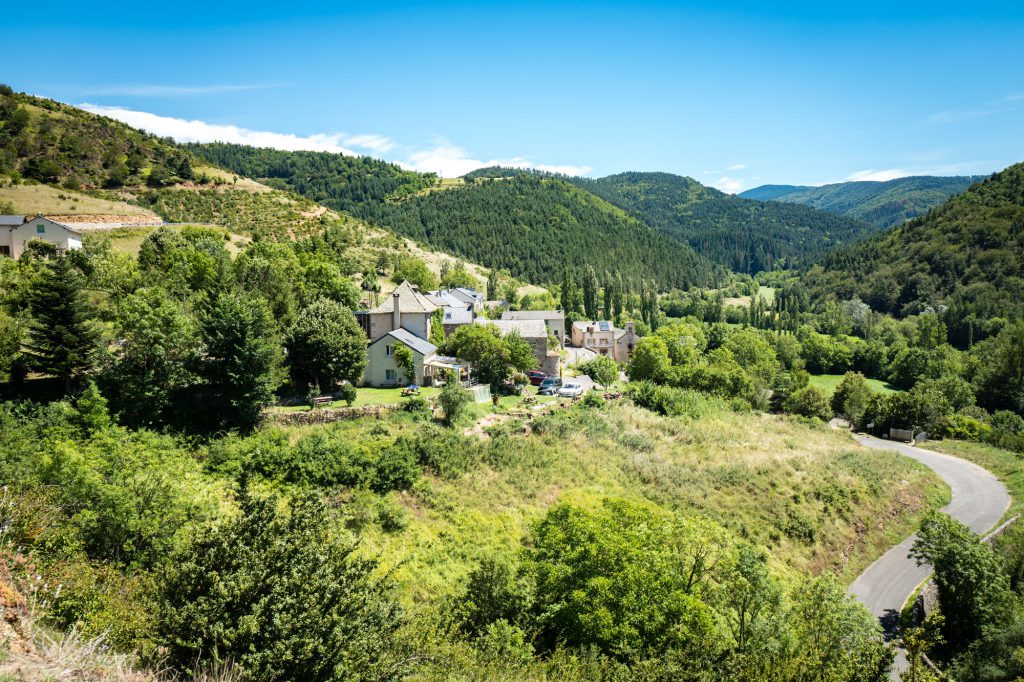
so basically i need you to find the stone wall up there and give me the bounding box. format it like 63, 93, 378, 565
264, 403, 400, 426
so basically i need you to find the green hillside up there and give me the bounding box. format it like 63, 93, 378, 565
189, 145, 723, 289
742, 175, 986, 228
803, 163, 1024, 345
569, 171, 878, 273
0, 86, 196, 189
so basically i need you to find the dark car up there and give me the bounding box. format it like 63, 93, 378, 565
538, 377, 562, 395
527, 370, 546, 386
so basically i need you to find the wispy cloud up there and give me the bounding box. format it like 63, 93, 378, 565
926, 92, 1021, 125
82, 84, 285, 97
80, 104, 590, 178
846, 161, 993, 182
726, 163, 746, 171
81, 104, 362, 154
398, 142, 591, 177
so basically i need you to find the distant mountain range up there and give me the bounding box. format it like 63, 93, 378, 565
802, 163, 1023, 345
568, 172, 879, 273
740, 175, 987, 229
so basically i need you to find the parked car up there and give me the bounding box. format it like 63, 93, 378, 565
538, 377, 562, 395
527, 370, 546, 386
557, 381, 586, 398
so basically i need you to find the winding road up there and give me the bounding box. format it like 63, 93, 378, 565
848, 434, 1010, 675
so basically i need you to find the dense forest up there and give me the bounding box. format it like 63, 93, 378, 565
188, 145, 723, 289
802, 162, 1024, 347
0, 87, 197, 189
185, 142, 436, 205
569, 172, 879, 272
742, 175, 986, 229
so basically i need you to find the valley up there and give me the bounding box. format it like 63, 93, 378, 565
1, 75, 1023, 682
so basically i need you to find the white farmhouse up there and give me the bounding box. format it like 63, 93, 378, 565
0, 216, 83, 259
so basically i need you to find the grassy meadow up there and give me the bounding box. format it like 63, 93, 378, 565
809, 372, 898, 397
274, 400, 948, 610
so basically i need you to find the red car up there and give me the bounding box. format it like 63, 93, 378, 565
527, 370, 546, 386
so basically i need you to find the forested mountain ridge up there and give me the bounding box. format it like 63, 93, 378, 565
363, 173, 723, 289
742, 175, 986, 229
189, 144, 723, 289
568, 171, 879, 273
802, 162, 1024, 345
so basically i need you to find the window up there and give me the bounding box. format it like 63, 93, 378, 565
385, 369, 396, 381
385, 345, 393, 356
36, 224, 45, 234
0, 246, 9, 257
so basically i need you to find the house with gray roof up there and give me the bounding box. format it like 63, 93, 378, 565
364, 328, 438, 387
0, 216, 83, 259
475, 318, 559, 376
501, 310, 565, 344
357, 280, 438, 343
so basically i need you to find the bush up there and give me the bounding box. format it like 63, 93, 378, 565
159, 491, 408, 680
403, 395, 431, 415
831, 372, 872, 426
339, 381, 357, 406
372, 443, 421, 492
784, 386, 831, 420
938, 414, 990, 441
438, 372, 471, 424
258, 430, 374, 487
580, 390, 605, 409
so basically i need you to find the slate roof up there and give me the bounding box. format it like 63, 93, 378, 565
0, 215, 25, 227
368, 280, 438, 314
369, 327, 438, 356
442, 307, 474, 324
502, 310, 565, 321
475, 318, 548, 338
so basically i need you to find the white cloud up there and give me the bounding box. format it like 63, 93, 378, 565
80, 104, 589, 178
713, 176, 744, 193
83, 84, 283, 97
726, 163, 746, 171
399, 143, 591, 178
344, 134, 396, 153
80, 104, 363, 154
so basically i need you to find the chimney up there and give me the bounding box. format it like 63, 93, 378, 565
392, 292, 401, 331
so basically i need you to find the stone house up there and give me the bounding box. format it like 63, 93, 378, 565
501, 310, 565, 345
571, 320, 640, 363
475, 318, 560, 377
363, 328, 438, 387
356, 280, 438, 343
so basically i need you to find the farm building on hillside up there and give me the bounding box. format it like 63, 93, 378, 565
0, 216, 83, 258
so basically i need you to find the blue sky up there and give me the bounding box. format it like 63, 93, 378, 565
7, 1, 1024, 191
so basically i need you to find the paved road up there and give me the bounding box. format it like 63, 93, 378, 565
848, 435, 1009, 675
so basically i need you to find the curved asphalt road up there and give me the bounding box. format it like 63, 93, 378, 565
848, 434, 1009, 675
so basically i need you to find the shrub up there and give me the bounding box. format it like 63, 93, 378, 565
403, 395, 431, 414
580, 390, 605, 409
938, 414, 990, 441
372, 443, 421, 492
159, 491, 408, 680
339, 381, 357, 406
784, 386, 831, 420
438, 372, 471, 424
831, 372, 872, 426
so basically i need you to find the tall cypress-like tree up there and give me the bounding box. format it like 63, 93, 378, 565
486, 269, 499, 301
24, 254, 100, 392
603, 270, 613, 319
582, 265, 599, 320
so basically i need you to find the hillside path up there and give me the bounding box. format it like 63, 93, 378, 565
848, 434, 1009, 676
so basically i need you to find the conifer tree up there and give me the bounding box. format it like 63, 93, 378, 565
582, 265, 599, 320
24, 254, 100, 392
